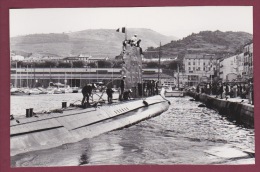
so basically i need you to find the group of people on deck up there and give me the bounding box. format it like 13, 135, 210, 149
81, 75, 160, 107
81, 33, 146, 107
122, 34, 143, 55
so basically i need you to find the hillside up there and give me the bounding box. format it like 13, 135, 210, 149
145, 30, 253, 59
10, 28, 176, 58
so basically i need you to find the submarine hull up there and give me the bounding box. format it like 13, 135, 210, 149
11, 95, 169, 156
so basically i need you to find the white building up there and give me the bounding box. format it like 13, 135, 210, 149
11, 55, 25, 61
183, 54, 217, 86
236, 53, 244, 77
219, 55, 239, 82
243, 42, 253, 79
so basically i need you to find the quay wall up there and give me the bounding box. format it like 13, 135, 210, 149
186, 91, 254, 128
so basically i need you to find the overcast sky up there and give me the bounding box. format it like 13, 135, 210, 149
10, 6, 253, 39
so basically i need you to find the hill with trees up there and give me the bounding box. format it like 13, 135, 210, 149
144, 30, 253, 60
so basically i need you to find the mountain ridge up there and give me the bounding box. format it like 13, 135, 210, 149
149, 30, 253, 59
10, 28, 176, 58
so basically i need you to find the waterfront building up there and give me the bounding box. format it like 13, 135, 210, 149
219, 55, 240, 82
243, 42, 253, 79
142, 56, 178, 63
183, 54, 218, 86
88, 56, 110, 62
237, 53, 245, 77
63, 56, 89, 63
10, 67, 166, 88
11, 55, 25, 61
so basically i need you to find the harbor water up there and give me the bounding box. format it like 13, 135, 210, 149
10, 93, 255, 166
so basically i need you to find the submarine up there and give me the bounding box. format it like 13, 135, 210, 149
10, 38, 170, 156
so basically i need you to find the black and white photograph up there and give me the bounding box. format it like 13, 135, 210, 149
9, 6, 254, 167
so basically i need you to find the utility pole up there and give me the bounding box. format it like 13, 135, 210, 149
49, 66, 52, 86
27, 65, 28, 88
33, 64, 35, 88
158, 42, 161, 82
177, 64, 180, 89
20, 65, 21, 88
15, 62, 17, 88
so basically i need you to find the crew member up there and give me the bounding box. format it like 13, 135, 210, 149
81, 83, 96, 106
106, 86, 114, 103
131, 34, 138, 46
119, 76, 126, 100
123, 89, 132, 100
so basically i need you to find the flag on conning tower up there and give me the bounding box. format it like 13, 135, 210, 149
116, 27, 126, 33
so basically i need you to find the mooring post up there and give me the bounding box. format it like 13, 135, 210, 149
62, 102, 67, 108
29, 108, 33, 117
26, 109, 30, 118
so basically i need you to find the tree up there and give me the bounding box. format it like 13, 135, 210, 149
72, 61, 86, 68
57, 62, 72, 68
146, 62, 158, 68
96, 60, 111, 68
88, 62, 97, 68
45, 60, 58, 67
167, 60, 182, 70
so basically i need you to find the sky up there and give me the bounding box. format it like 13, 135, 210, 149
10, 6, 253, 39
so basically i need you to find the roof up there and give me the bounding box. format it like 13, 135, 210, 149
184, 54, 215, 60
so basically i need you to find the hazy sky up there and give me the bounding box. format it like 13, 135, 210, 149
10, 6, 253, 39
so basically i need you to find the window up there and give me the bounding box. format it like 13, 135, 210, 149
193, 62, 195, 65
189, 67, 191, 70
188, 62, 191, 65
203, 62, 205, 65
193, 67, 195, 71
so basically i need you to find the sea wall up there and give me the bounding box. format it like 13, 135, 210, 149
187, 91, 254, 128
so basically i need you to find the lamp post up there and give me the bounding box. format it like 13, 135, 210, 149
97, 61, 98, 82
158, 42, 161, 82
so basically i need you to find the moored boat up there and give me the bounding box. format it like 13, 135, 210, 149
164, 86, 184, 97
72, 87, 79, 93
10, 88, 31, 96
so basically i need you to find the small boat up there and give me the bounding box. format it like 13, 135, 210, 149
10, 88, 30, 96
36, 87, 48, 94
164, 86, 184, 97
28, 88, 41, 95
72, 87, 79, 93
53, 88, 63, 94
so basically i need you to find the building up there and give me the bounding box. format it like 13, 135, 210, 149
243, 42, 253, 79
11, 55, 25, 61
219, 55, 239, 82
10, 67, 165, 88
183, 54, 218, 86
142, 56, 178, 63
236, 53, 245, 77
88, 57, 110, 62
63, 56, 89, 63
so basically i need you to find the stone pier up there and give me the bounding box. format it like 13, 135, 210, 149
187, 91, 254, 128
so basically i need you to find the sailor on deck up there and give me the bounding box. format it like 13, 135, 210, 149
81, 83, 96, 106
119, 76, 126, 101
106, 86, 114, 103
